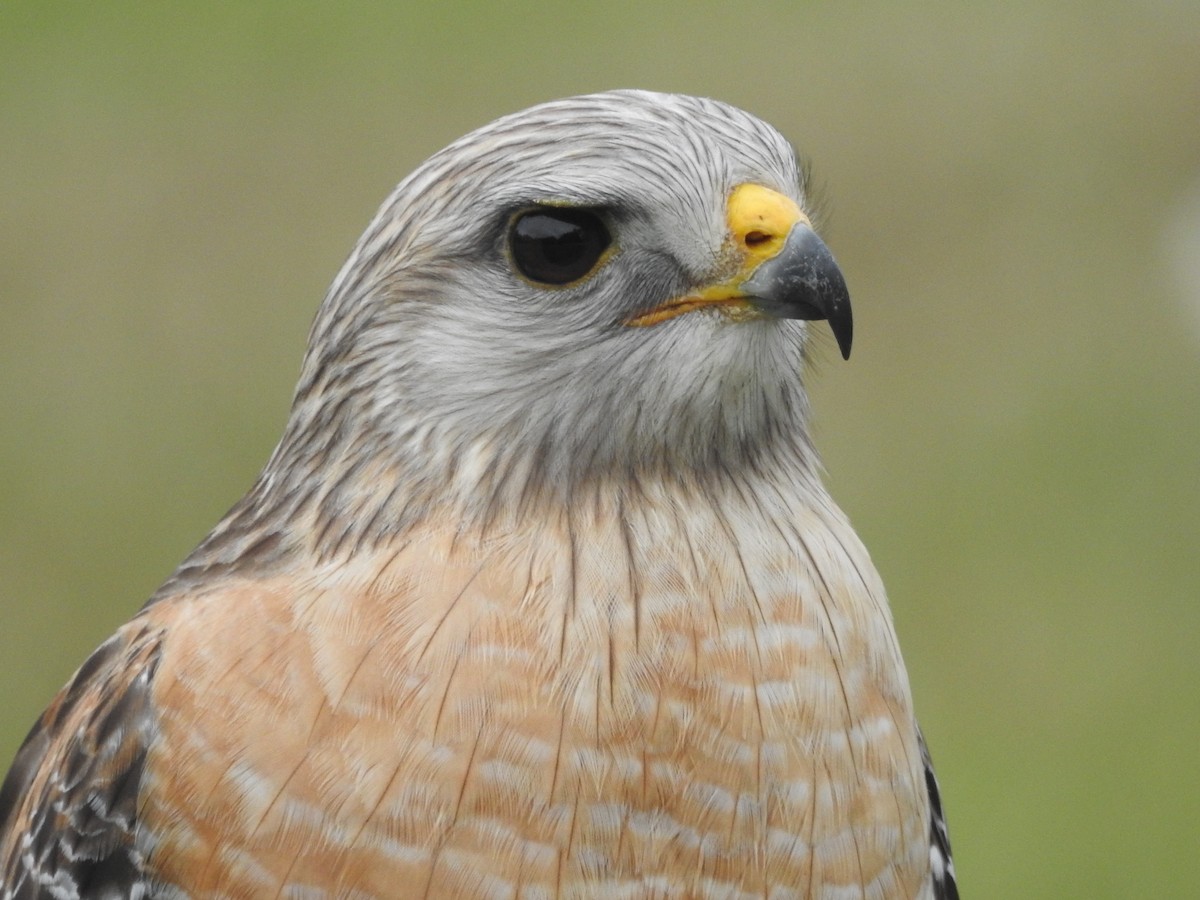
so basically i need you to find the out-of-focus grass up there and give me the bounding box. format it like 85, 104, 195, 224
2, 3, 1197, 895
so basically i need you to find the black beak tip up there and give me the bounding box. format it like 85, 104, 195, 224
831, 309, 853, 360
824, 282, 853, 360
813, 251, 853, 360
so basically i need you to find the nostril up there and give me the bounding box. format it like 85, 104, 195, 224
744, 230, 772, 247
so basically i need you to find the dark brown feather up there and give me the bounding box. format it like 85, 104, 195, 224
0, 623, 164, 899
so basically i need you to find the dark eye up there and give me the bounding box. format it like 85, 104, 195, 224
509, 207, 611, 285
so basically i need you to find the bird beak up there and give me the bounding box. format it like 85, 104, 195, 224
626, 183, 853, 359
739, 220, 853, 360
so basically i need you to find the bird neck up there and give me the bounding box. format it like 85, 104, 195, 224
152, 415, 828, 604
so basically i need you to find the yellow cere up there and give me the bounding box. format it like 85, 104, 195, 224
725, 183, 809, 266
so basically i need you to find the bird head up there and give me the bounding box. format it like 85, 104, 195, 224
268, 91, 851, 531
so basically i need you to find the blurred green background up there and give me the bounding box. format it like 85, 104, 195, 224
2, 2, 1197, 895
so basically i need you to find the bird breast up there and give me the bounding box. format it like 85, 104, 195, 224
140, 476, 930, 897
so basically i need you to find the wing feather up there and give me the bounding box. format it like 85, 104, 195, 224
0, 622, 164, 899
919, 727, 960, 900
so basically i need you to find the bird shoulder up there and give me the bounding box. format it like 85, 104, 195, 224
0, 618, 166, 898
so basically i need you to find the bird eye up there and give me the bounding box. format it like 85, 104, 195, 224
508, 207, 611, 286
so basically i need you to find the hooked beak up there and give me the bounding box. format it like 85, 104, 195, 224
740, 221, 853, 359
625, 183, 853, 359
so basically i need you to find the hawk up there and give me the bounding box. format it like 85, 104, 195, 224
0, 90, 958, 898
